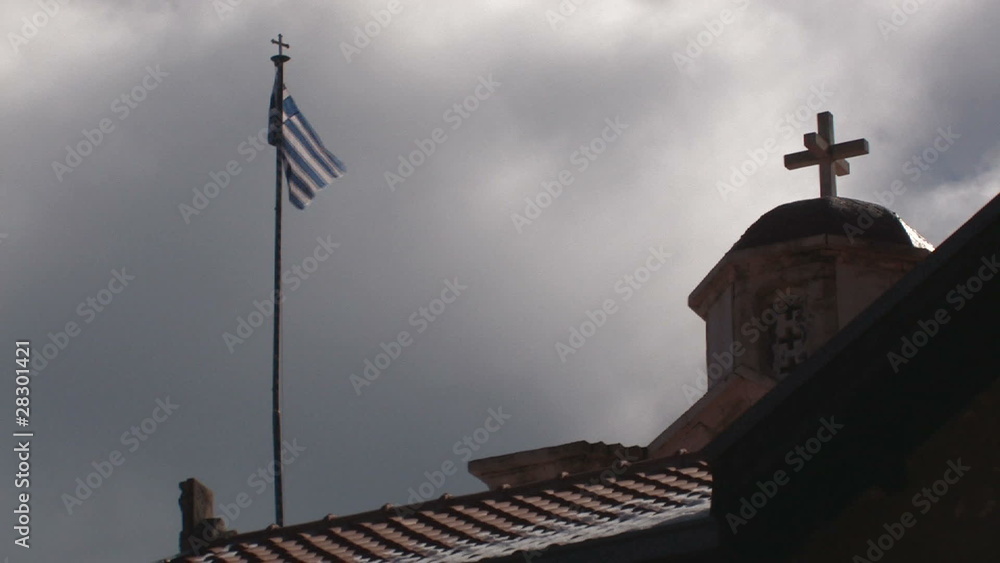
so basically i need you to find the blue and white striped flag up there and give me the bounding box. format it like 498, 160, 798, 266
269, 71, 346, 209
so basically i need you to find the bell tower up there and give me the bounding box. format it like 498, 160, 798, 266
689, 196, 933, 391
649, 112, 933, 457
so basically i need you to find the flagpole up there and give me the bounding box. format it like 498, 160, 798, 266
270, 34, 290, 528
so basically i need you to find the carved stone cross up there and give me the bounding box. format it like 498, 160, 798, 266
784, 111, 869, 198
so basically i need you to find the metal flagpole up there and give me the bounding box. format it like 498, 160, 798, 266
270, 34, 290, 527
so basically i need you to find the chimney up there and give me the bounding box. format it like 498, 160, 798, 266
178, 478, 235, 555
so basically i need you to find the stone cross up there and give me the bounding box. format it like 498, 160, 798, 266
784, 111, 869, 198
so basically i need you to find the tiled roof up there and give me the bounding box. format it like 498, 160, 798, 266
168, 458, 712, 562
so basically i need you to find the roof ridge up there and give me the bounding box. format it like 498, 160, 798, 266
171, 453, 710, 558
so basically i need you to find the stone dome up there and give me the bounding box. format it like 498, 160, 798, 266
731, 197, 933, 252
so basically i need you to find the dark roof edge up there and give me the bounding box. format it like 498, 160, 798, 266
703, 190, 1000, 460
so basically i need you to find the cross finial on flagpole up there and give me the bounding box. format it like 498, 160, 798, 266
271, 34, 290, 67
271, 34, 289, 56
784, 111, 869, 198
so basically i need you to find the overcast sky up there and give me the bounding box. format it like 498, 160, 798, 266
2, 1, 999, 561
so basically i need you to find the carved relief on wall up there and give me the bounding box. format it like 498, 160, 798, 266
770, 293, 809, 378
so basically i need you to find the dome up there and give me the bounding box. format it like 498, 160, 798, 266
731, 197, 933, 252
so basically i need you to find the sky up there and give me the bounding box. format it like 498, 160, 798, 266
2, 0, 999, 561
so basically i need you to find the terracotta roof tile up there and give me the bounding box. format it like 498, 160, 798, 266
168, 457, 712, 562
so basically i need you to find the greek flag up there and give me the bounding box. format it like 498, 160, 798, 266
269, 71, 346, 209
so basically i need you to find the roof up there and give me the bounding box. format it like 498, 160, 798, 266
730, 196, 933, 252
167, 457, 713, 562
